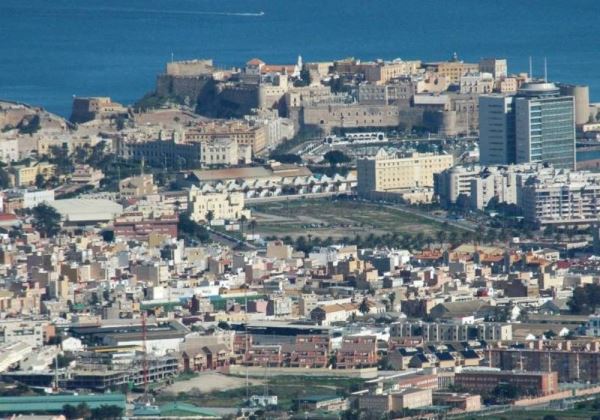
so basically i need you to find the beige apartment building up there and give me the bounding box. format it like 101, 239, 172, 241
363, 60, 421, 84
9, 161, 56, 187
357, 149, 453, 195
188, 187, 250, 223
119, 174, 158, 198
424, 60, 479, 85
200, 137, 251, 166
185, 120, 267, 154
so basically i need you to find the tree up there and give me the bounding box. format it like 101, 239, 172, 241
389, 292, 396, 311
35, 173, 45, 189
249, 219, 257, 237
569, 283, 600, 314
493, 383, 519, 400
323, 150, 351, 169
435, 230, 447, 246
63, 403, 91, 420
217, 321, 231, 330
178, 213, 210, 244
270, 153, 302, 164
205, 210, 214, 226
0, 167, 11, 188
32, 203, 61, 238
17, 115, 41, 135
240, 214, 248, 238
90, 404, 123, 420
359, 298, 370, 315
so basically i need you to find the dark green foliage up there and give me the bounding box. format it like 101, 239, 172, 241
569, 283, 600, 314
178, 213, 210, 244
323, 150, 351, 168
32, 203, 61, 238
269, 153, 302, 164
17, 115, 41, 134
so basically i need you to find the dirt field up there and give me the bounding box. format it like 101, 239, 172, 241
249, 198, 460, 239
163, 372, 263, 394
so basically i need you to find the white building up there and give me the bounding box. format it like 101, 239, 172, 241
479, 95, 515, 165
520, 169, 600, 225
460, 72, 494, 94
188, 187, 250, 223
200, 137, 251, 166
0, 139, 19, 163
23, 189, 55, 209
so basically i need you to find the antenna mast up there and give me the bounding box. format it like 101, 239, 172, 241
529, 56, 533, 80
544, 57, 548, 82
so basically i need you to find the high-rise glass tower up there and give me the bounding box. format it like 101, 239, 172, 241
479, 81, 575, 170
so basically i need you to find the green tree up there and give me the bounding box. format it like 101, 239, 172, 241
63, 403, 92, 420
18, 115, 41, 134
249, 219, 257, 237
0, 167, 11, 188
359, 298, 370, 315
240, 214, 248, 238
388, 292, 396, 311
435, 230, 447, 246
217, 321, 231, 330
323, 150, 351, 169
90, 404, 123, 419
205, 210, 214, 226
32, 203, 61, 238
178, 213, 210, 244
270, 153, 302, 164
35, 173, 46, 189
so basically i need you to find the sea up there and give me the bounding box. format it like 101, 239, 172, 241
1, 0, 599, 118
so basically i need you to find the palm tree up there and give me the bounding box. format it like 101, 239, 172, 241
425, 236, 434, 249
448, 231, 458, 246
389, 292, 396, 311
205, 210, 214, 226
249, 219, 257, 237
485, 229, 497, 244
240, 214, 248, 238
435, 230, 447, 247
359, 298, 370, 315
414, 232, 425, 249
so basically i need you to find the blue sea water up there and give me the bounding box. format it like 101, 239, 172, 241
0, 0, 599, 117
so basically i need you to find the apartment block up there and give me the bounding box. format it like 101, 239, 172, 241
185, 120, 267, 154
455, 369, 558, 396
188, 187, 250, 222
357, 149, 453, 196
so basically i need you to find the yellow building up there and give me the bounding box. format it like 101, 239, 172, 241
185, 120, 267, 155
9, 161, 56, 187
188, 187, 250, 223
425, 59, 479, 85
357, 149, 453, 195
363, 60, 421, 84
119, 174, 158, 198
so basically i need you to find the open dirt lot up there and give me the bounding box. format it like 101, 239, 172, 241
163, 372, 263, 394
249, 198, 462, 239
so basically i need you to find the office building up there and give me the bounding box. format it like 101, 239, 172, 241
479, 95, 515, 165
515, 82, 575, 169
479, 82, 576, 170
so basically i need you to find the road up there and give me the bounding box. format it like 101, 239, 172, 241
207, 227, 257, 250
